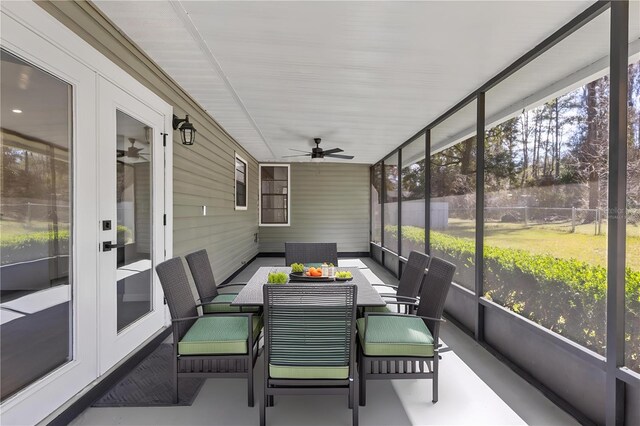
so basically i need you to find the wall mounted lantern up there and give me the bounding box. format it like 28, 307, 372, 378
173, 114, 196, 145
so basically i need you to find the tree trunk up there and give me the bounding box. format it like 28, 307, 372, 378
555, 98, 560, 179
460, 137, 474, 175
521, 112, 529, 187
584, 81, 598, 223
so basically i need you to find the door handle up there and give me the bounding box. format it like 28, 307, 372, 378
102, 241, 125, 252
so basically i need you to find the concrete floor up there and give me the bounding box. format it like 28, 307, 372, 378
69, 257, 578, 426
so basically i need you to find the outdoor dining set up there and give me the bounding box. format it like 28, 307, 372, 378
155, 242, 456, 426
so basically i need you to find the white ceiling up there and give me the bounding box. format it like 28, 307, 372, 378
94, 1, 607, 164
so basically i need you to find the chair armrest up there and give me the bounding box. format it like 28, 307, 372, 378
362, 312, 445, 339
371, 283, 399, 289
416, 315, 446, 323
218, 282, 247, 289
172, 315, 202, 323
196, 300, 236, 308
378, 294, 419, 303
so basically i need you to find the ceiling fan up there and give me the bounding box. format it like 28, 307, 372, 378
284, 138, 354, 160
117, 138, 149, 160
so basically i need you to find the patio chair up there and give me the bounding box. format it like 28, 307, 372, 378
185, 249, 258, 313
370, 250, 430, 313
284, 242, 338, 266
357, 256, 455, 406
261, 284, 358, 426
156, 257, 261, 406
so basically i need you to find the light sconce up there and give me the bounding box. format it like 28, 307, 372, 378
173, 114, 196, 145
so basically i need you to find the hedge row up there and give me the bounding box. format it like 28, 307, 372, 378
387, 224, 640, 370
391, 225, 640, 300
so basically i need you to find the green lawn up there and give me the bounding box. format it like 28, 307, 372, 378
439, 219, 640, 270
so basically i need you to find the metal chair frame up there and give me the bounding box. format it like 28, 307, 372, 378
261, 284, 358, 426
156, 257, 260, 406
373, 251, 430, 313
358, 257, 455, 406
284, 242, 338, 266
185, 249, 247, 303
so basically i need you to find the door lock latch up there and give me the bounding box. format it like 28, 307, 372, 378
102, 241, 124, 252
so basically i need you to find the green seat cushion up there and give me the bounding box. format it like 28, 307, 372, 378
202, 293, 259, 313
269, 364, 349, 379
356, 316, 434, 357
178, 316, 263, 355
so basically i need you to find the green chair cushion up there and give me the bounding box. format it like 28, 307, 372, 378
178, 315, 263, 355
202, 293, 259, 313
269, 364, 349, 379
356, 315, 434, 357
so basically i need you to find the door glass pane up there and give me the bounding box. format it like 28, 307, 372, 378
116, 111, 152, 332
0, 49, 72, 400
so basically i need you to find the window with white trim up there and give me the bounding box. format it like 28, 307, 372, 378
235, 153, 248, 210
259, 164, 290, 226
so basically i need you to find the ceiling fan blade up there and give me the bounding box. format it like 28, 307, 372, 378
289, 148, 311, 153
117, 150, 125, 157
325, 153, 354, 160
322, 148, 343, 155
282, 154, 310, 158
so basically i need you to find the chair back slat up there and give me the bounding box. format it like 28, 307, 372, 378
396, 251, 430, 298
417, 257, 456, 335
284, 242, 338, 266
156, 257, 198, 339
264, 284, 357, 368
185, 249, 219, 301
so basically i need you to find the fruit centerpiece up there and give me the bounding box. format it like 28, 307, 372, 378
305, 266, 323, 277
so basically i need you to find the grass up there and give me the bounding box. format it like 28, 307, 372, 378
438, 218, 640, 270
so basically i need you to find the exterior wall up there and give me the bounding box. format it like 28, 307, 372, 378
259, 163, 369, 253
38, 1, 259, 281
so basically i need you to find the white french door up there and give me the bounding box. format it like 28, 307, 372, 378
0, 6, 98, 425
97, 77, 167, 374
1, 3, 172, 424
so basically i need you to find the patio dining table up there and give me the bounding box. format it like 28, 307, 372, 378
231, 267, 386, 308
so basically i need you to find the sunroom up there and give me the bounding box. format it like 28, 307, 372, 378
0, 1, 638, 425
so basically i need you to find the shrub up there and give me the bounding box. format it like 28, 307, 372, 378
385, 224, 640, 371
